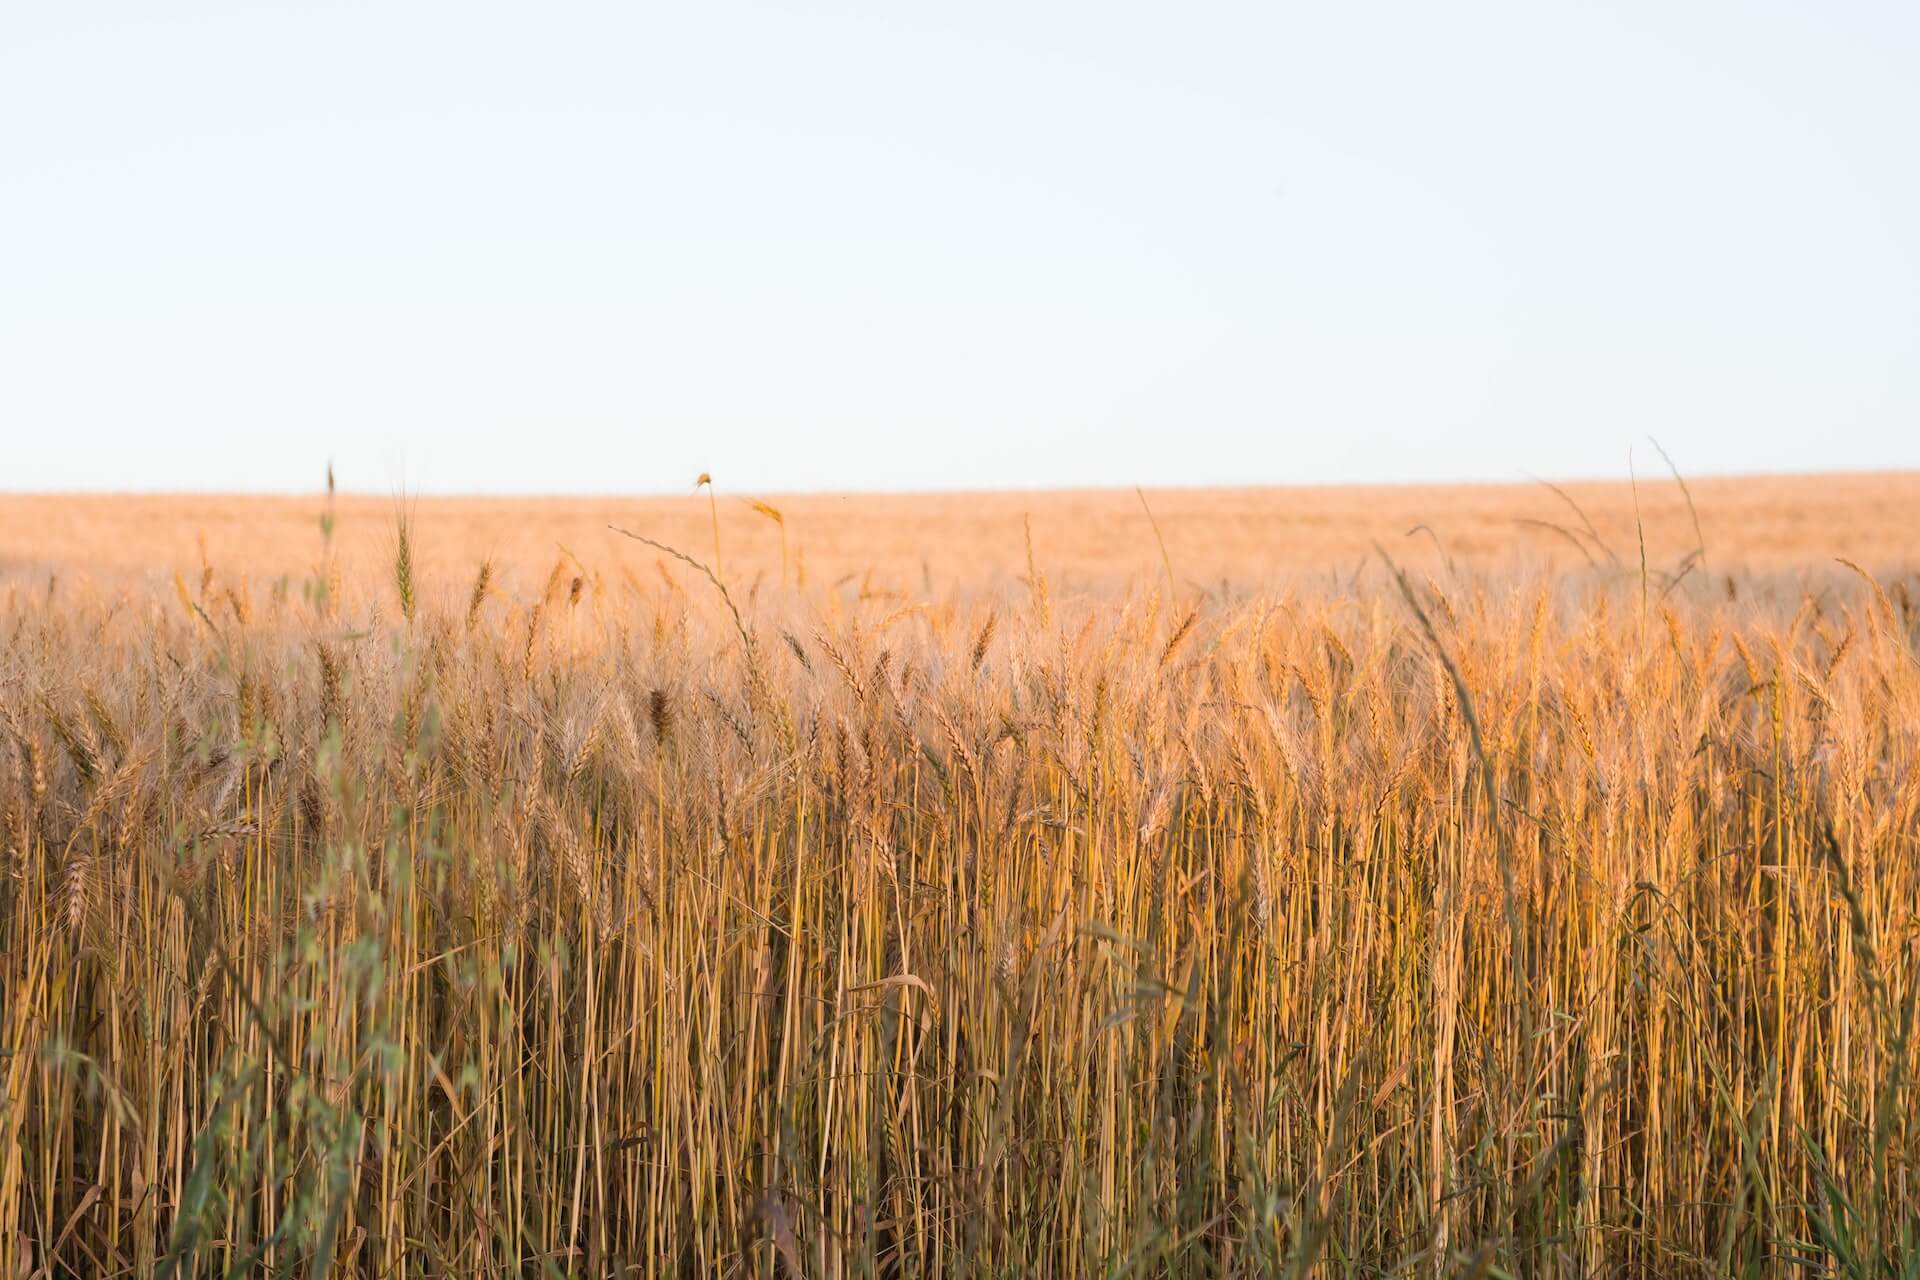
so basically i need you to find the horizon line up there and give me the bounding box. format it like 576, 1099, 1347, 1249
5, 464, 1916, 503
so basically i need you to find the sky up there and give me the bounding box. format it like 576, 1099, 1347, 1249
3, 2, 1917, 495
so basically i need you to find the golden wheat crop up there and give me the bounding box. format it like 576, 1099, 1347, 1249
2, 487, 1917, 1277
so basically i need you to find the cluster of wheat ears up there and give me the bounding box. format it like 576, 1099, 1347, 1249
2, 491, 1917, 1278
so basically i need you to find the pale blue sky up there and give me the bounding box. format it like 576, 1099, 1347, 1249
4, 2, 1916, 494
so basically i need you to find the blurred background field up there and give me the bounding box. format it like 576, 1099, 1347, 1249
6, 471, 1918, 598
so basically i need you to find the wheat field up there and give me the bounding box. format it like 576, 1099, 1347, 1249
3, 475, 1918, 1277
